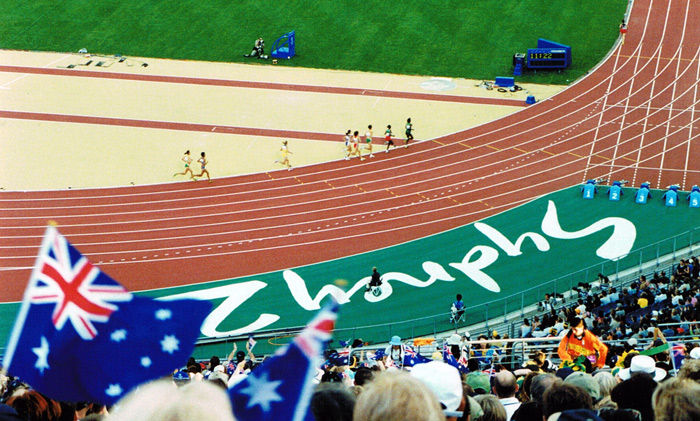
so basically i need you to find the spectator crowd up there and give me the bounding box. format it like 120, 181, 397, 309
2, 258, 700, 420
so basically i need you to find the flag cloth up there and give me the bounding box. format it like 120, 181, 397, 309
402, 346, 432, 367
327, 348, 351, 366
443, 344, 469, 373
671, 342, 686, 371
2, 226, 210, 405
230, 302, 338, 421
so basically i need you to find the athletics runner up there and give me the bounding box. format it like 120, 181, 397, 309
173, 150, 195, 179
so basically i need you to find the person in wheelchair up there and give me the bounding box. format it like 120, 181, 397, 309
366, 267, 383, 296
449, 294, 465, 323
244, 37, 268, 59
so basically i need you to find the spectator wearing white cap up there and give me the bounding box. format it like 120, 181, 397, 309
411, 361, 466, 420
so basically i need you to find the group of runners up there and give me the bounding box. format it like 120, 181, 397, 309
173, 118, 415, 181
344, 118, 415, 161
173, 150, 211, 182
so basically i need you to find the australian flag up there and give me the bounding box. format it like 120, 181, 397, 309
671, 342, 686, 371
230, 302, 338, 421
368, 345, 430, 368
403, 346, 432, 367
2, 226, 210, 405
327, 348, 350, 366
443, 344, 469, 373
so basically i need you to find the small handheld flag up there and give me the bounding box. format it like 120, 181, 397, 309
230, 302, 338, 421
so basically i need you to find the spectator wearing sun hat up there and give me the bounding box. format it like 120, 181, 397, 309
382, 335, 406, 369
618, 355, 666, 382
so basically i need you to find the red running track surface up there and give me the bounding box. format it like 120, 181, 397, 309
1, 0, 699, 302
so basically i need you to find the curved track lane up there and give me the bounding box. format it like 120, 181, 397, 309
2, 0, 699, 302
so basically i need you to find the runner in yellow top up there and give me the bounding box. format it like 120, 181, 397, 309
274, 140, 293, 170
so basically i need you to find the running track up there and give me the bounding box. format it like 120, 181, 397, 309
1, 0, 699, 303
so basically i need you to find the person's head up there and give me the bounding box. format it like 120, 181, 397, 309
520, 371, 540, 401
108, 380, 234, 421
652, 378, 700, 421
492, 370, 517, 398
346, 129, 351, 135
456, 294, 462, 301
282, 141, 287, 146
350, 367, 372, 387
473, 394, 507, 421
678, 358, 700, 382
6, 389, 62, 420
209, 355, 220, 370
407, 118, 411, 123
593, 371, 616, 398
354, 131, 359, 136
411, 361, 464, 416
372, 266, 377, 273
564, 372, 600, 402
542, 382, 593, 419
568, 317, 586, 338
200, 151, 205, 157
530, 373, 560, 403
353, 371, 443, 421
184, 150, 190, 155
389, 335, 402, 350
387, 125, 391, 129
368, 125, 372, 129
611, 373, 657, 421
310, 382, 356, 421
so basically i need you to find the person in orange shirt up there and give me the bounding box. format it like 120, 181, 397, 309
558, 317, 608, 372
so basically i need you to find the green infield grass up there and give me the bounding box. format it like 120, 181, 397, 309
0, 0, 628, 84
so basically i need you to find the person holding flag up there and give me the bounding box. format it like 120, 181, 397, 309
2, 225, 210, 406
382, 335, 406, 369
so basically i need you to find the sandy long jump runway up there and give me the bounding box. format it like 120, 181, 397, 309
1, 0, 700, 302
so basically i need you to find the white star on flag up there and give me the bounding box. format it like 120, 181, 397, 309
160, 335, 179, 354
110, 329, 127, 342
155, 309, 172, 321
141, 357, 152, 368
32, 336, 50, 375
240, 372, 283, 412
105, 384, 123, 397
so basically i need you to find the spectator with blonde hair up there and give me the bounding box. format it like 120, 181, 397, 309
109, 379, 234, 421
652, 377, 700, 421
353, 371, 443, 421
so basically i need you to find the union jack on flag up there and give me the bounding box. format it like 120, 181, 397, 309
28, 227, 132, 340
403, 345, 431, 367
2, 226, 210, 405
671, 342, 686, 370
443, 343, 469, 373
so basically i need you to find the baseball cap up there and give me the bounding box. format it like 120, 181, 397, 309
410, 361, 463, 412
